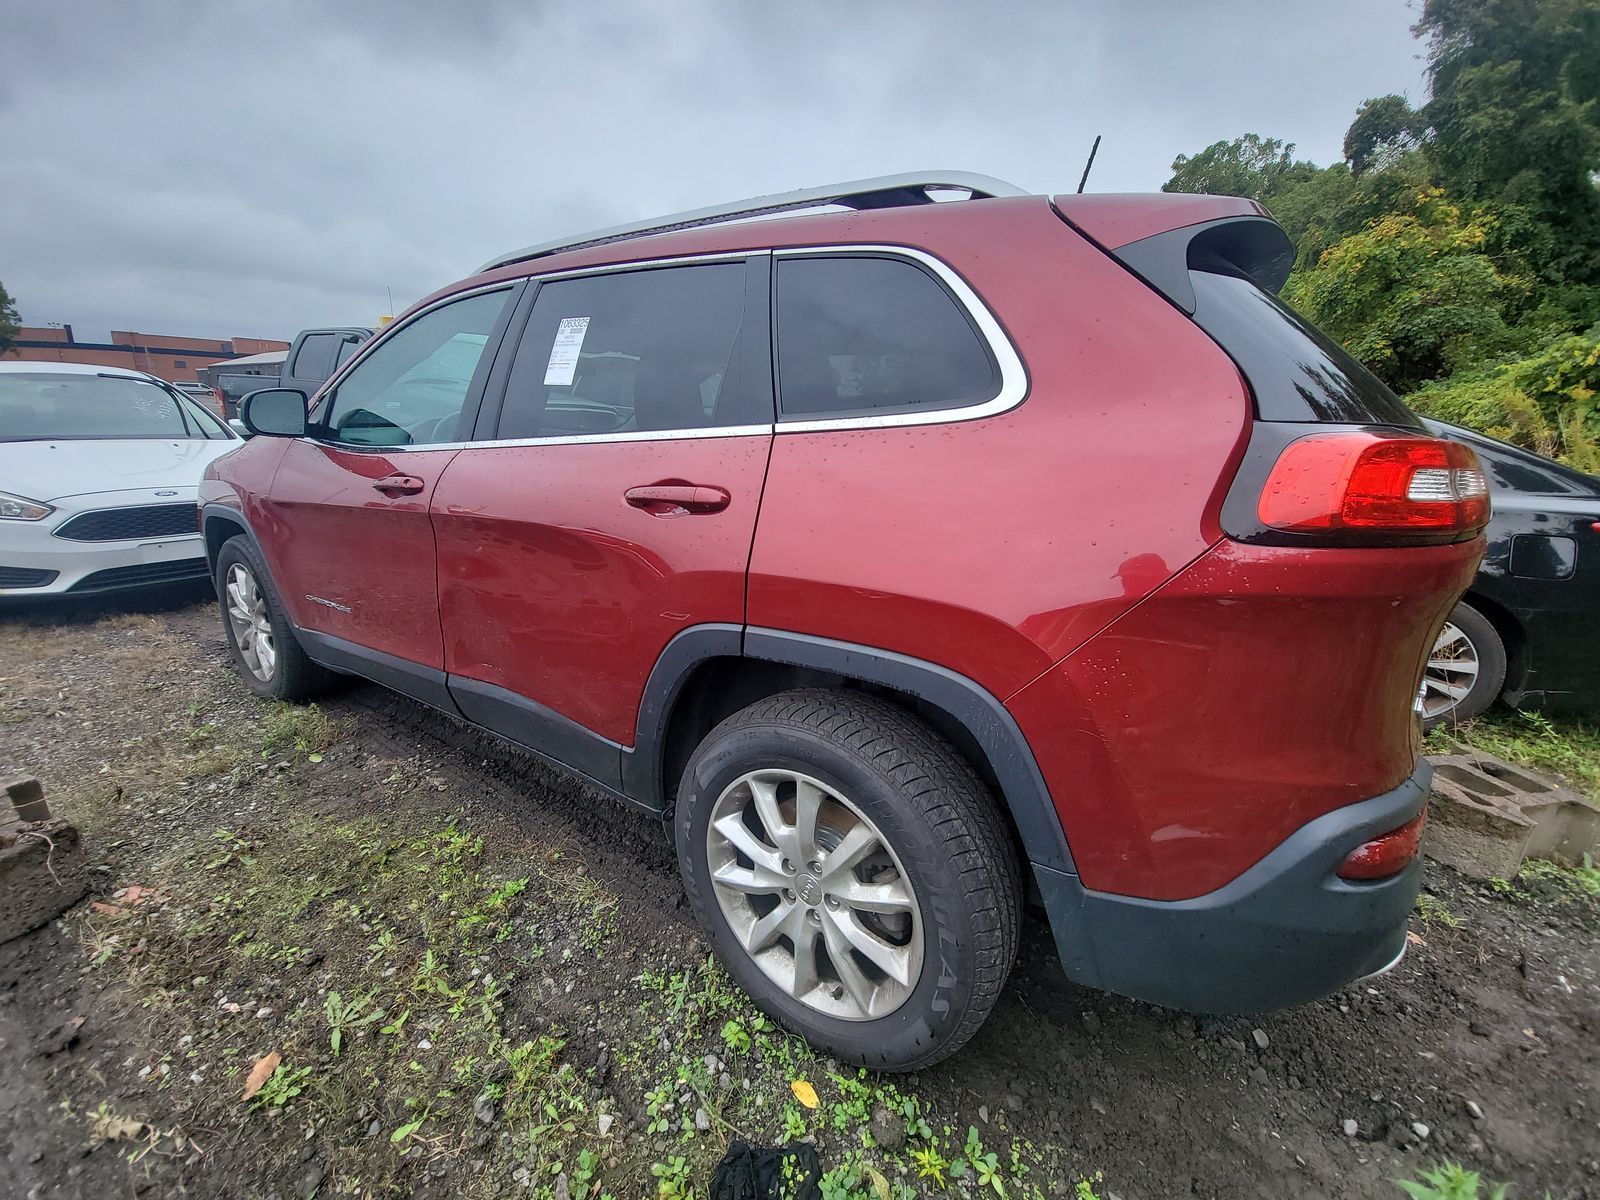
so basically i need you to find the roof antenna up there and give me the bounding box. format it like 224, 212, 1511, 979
1076, 134, 1102, 194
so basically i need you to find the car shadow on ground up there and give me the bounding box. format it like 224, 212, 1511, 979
0, 581, 214, 630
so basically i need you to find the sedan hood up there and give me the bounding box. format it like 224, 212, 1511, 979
0, 439, 237, 503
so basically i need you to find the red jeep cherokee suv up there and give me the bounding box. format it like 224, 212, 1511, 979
201, 173, 1488, 1069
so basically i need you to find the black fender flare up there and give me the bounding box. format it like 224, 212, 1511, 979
200, 502, 260, 574
627, 625, 1075, 874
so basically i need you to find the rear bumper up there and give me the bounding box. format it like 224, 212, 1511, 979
1037, 761, 1429, 1013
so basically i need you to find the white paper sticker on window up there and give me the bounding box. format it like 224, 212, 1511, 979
543, 316, 591, 387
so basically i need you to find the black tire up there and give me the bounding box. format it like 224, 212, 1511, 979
1421, 601, 1507, 730
214, 535, 336, 702
675, 689, 1021, 1071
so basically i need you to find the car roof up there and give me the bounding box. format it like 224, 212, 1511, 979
0, 360, 164, 382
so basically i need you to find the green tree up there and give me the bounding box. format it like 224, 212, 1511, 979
1410, 324, 1600, 471
1343, 94, 1423, 176
0, 282, 19, 357
1163, 134, 1319, 203
1414, 0, 1600, 280
1285, 191, 1531, 392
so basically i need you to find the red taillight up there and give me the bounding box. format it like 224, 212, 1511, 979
1258, 433, 1489, 541
1337, 811, 1426, 880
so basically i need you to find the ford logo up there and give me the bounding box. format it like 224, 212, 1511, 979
155, 490, 178, 496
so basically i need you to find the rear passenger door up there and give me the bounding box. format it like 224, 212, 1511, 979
431, 256, 773, 786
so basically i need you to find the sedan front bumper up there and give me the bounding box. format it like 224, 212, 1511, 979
0, 487, 210, 598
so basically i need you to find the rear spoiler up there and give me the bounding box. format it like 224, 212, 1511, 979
1052, 192, 1294, 314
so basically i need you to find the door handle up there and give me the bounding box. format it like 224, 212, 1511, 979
624, 484, 731, 514
373, 474, 425, 495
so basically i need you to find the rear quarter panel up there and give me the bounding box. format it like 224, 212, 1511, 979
747, 199, 1252, 700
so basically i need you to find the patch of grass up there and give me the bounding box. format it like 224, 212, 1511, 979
1415, 892, 1461, 928
1431, 708, 1600, 801
1520, 853, 1600, 901
258, 700, 341, 760
1396, 1161, 1507, 1199
59, 664, 1088, 1200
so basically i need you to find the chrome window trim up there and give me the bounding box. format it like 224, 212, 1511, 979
513, 249, 759, 284
305, 244, 1024, 453
770, 244, 1027, 433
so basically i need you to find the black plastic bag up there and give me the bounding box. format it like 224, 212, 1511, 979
710, 1138, 822, 1200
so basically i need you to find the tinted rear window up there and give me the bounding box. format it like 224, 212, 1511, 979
775, 255, 999, 419
1189, 270, 1421, 427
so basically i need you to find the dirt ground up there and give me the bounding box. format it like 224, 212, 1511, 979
0, 589, 1596, 1200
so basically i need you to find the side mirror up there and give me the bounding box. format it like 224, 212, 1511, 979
228, 418, 251, 438
240, 389, 308, 438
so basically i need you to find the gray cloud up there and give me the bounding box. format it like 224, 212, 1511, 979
0, 0, 1427, 342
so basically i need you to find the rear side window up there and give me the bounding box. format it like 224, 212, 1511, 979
496, 262, 759, 439
775, 255, 999, 419
290, 333, 339, 385
1189, 270, 1421, 427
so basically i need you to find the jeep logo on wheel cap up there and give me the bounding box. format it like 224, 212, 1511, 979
797, 875, 823, 906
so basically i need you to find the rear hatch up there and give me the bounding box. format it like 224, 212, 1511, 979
1026, 195, 1489, 900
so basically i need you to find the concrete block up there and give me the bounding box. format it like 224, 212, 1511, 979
1423, 748, 1600, 879
3, 775, 51, 823
0, 818, 88, 943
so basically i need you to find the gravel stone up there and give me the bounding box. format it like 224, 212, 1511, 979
870, 1106, 906, 1152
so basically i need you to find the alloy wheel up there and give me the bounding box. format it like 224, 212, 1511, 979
225, 563, 277, 683
1418, 620, 1480, 722
705, 769, 923, 1021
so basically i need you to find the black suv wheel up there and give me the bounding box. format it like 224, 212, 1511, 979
674, 689, 1021, 1071
215, 535, 336, 702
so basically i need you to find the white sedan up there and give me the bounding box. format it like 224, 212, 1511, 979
0, 361, 240, 598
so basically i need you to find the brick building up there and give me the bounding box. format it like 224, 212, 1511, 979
9, 326, 289, 383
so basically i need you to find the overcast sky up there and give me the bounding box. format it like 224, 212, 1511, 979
1, 1, 1429, 344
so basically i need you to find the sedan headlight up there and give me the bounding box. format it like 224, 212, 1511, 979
0, 491, 54, 521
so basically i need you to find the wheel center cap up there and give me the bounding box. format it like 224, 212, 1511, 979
797, 875, 823, 906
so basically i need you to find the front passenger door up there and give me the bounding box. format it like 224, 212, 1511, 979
264, 286, 518, 675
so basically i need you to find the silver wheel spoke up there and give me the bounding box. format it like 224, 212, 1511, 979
1418, 620, 1481, 720
834, 877, 914, 914
818, 823, 879, 883
820, 912, 878, 1013
790, 917, 821, 998
705, 767, 923, 1023
793, 779, 824, 861
712, 860, 787, 895
748, 775, 794, 859
225, 564, 276, 682
745, 901, 791, 954
1426, 676, 1472, 701
826, 906, 914, 987
712, 812, 784, 875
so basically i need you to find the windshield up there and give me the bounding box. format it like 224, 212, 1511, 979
0, 372, 209, 441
